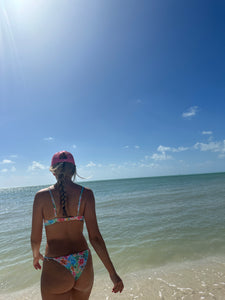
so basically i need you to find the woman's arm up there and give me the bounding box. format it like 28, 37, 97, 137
84, 189, 124, 293
31, 192, 44, 269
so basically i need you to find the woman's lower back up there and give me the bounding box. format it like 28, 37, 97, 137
45, 234, 89, 257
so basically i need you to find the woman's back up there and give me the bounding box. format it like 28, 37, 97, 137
40, 183, 88, 256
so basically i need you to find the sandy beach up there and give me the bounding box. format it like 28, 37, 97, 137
1, 257, 225, 299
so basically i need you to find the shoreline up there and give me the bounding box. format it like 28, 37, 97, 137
1, 256, 225, 300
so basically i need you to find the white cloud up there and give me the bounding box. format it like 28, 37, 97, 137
202, 131, 213, 135
140, 163, 159, 168
72, 145, 77, 149
123, 145, 140, 149
0, 165, 16, 173
151, 146, 171, 161
28, 161, 47, 171
151, 144, 188, 161
157, 145, 171, 152
151, 139, 225, 162
182, 106, 198, 119
157, 145, 188, 153
151, 152, 172, 161
172, 146, 189, 152
44, 137, 54, 141
194, 141, 225, 154
1, 159, 14, 164
86, 161, 96, 168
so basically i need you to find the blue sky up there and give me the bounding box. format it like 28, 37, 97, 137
0, 0, 225, 187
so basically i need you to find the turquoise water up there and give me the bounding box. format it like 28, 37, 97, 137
0, 173, 225, 299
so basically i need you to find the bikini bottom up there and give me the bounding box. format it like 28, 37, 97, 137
45, 249, 89, 281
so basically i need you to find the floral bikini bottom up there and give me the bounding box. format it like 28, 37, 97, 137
45, 249, 89, 281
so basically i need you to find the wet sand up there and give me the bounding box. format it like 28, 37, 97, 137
1, 257, 225, 300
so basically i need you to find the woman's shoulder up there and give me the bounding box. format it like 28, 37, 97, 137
82, 186, 95, 204
71, 183, 93, 194
71, 184, 94, 201
32, 187, 51, 210
34, 186, 52, 200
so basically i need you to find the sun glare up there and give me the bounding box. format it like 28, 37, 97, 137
0, 0, 47, 60
0, 0, 45, 28
0, 0, 45, 84
9, 0, 43, 15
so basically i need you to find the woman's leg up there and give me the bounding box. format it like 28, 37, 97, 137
71, 251, 94, 300
41, 259, 74, 300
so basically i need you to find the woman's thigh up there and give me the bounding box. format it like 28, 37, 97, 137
41, 259, 74, 299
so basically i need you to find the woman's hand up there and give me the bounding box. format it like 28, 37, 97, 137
110, 272, 124, 293
33, 252, 44, 270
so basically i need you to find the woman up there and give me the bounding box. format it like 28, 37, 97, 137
31, 151, 124, 300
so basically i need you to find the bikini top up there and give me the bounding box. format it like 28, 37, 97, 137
44, 187, 84, 227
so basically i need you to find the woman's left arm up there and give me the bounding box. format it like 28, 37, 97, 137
31, 192, 44, 270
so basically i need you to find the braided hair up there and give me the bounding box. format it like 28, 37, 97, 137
49, 153, 76, 217
57, 164, 68, 216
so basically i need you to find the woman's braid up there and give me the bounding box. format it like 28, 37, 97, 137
57, 163, 68, 217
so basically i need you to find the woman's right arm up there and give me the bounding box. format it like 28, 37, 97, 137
84, 189, 124, 293
31, 192, 44, 270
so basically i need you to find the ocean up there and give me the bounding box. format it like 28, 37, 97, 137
0, 173, 225, 299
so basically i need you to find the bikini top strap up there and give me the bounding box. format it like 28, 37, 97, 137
77, 187, 84, 216
48, 189, 57, 217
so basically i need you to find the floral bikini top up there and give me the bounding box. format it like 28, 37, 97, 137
44, 187, 84, 227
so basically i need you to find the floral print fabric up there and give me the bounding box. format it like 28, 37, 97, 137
45, 249, 89, 281
44, 215, 84, 226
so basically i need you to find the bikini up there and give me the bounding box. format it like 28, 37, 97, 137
44, 187, 89, 281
